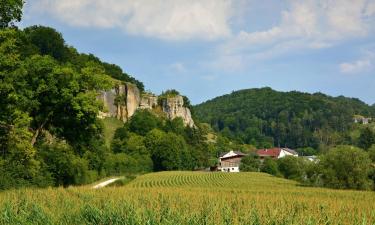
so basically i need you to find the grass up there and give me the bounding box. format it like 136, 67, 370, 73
101, 117, 123, 148
0, 172, 374, 225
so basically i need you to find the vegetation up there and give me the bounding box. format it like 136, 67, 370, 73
0, 0, 24, 28
0, 172, 374, 224
110, 110, 211, 173
239, 145, 375, 190
194, 88, 375, 150
101, 117, 124, 148
0, 7, 145, 188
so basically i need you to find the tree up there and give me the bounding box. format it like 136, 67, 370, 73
277, 156, 308, 181
38, 141, 96, 186
369, 145, 375, 163
145, 129, 191, 171
296, 147, 318, 156
318, 145, 372, 190
358, 127, 375, 150
24, 26, 69, 61
127, 110, 162, 136
239, 153, 260, 172
261, 158, 280, 176
0, 0, 24, 28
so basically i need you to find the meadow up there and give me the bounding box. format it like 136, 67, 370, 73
0, 172, 374, 225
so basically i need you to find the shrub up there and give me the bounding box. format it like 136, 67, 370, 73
240, 153, 260, 172
261, 158, 280, 176
318, 145, 373, 190
277, 156, 308, 181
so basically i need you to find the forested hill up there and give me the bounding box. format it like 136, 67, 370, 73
194, 87, 375, 149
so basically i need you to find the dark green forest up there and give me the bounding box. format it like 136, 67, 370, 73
194, 88, 375, 151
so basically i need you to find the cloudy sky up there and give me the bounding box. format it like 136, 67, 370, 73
21, 0, 375, 105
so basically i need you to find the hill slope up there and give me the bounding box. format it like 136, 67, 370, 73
194, 87, 374, 149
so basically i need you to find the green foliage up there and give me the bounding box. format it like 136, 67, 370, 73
0, 25, 145, 189
194, 87, 374, 149
145, 129, 192, 171
127, 110, 162, 136
358, 127, 375, 150
24, 26, 69, 61
261, 158, 280, 176
101, 117, 124, 148
296, 147, 318, 156
317, 145, 373, 190
277, 156, 309, 181
369, 145, 375, 163
103, 153, 139, 175
239, 153, 260, 172
0, 0, 24, 28
38, 141, 97, 186
110, 107, 210, 172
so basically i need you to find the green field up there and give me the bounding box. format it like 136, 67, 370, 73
1, 172, 374, 225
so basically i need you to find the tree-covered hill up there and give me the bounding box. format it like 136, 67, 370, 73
194, 87, 374, 149
0, 12, 209, 188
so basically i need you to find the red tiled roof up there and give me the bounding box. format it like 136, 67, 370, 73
256, 148, 282, 157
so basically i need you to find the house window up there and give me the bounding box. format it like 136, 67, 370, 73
232, 168, 234, 170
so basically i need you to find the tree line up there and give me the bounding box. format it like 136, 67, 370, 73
240, 144, 375, 190
194, 87, 375, 152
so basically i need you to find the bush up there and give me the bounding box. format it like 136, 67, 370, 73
37, 141, 94, 186
261, 158, 280, 176
103, 153, 138, 175
277, 156, 308, 181
318, 145, 373, 190
240, 153, 260, 172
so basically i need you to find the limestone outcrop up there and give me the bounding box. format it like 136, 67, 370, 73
139, 94, 158, 110
162, 96, 195, 127
98, 84, 194, 127
98, 83, 140, 122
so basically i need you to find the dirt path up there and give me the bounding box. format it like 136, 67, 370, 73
92, 178, 121, 189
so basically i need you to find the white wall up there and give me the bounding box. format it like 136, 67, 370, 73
220, 166, 239, 172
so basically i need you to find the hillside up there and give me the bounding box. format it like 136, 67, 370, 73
1, 172, 374, 224
194, 87, 375, 149
0, 26, 210, 190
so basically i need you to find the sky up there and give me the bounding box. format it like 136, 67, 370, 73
20, 0, 375, 105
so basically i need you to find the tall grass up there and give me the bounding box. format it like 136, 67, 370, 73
0, 172, 374, 225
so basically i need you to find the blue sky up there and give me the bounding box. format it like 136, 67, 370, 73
20, 0, 375, 105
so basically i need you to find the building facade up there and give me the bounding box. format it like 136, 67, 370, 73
219, 151, 246, 172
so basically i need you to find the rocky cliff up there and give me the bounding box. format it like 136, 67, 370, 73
98, 83, 140, 122
162, 96, 195, 127
98, 84, 194, 127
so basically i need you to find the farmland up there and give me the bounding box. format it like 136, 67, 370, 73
1, 172, 375, 225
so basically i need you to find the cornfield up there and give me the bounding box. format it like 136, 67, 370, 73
1, 172, 374, 225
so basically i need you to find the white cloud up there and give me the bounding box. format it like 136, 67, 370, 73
340, 60, 371, 73
339, 51, 375, 74
216, 0, 375, 70
30, 0, 233, 41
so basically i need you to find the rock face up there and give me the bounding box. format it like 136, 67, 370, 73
139, 94, 158, 110
98, 84, 194, 127
162, 96, 195, 127
98, 83, 140, 122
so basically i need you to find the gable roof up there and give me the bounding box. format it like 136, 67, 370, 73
256, 148, 281, 157
256, 147, 298, 157
220, 150, 246, 159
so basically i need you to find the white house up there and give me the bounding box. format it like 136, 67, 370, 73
256, 148, 298, 159
219, 150, 246, 172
